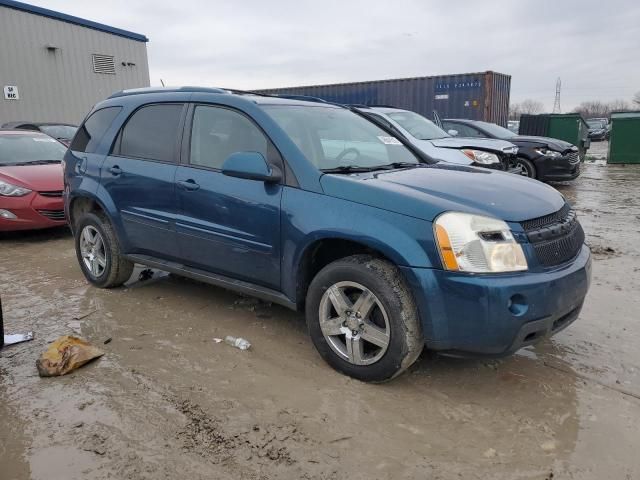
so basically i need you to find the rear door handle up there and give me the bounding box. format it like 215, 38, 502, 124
177, 179, 200, 191
108, 166, 122, 176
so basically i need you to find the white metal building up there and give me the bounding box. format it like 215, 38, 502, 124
0, 0, 150, 125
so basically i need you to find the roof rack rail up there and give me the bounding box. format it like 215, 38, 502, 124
273, 94, 329, 104
222, 88, 276, 98
367, 104, 399, 109
108, 86, 229, 99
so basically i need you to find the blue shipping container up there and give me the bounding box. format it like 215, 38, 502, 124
256, 71, 511, 126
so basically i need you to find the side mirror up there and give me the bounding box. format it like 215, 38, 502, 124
448, 129, 459, 137
221, 152, 282, 183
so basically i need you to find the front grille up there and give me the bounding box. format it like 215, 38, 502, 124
566, 151, 580, 164
38, 190, 63, 197
521, 203, 584, 267
521, 203, 571, 231
37, 209, 66, 221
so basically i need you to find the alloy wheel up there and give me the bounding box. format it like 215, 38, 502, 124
79, 225, 107, 278
318, 281, 390, 365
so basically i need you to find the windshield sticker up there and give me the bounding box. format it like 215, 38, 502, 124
377, 136, 402, 145
33, 137, 57, 142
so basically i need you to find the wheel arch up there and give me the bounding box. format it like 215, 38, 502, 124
67, 191, 129, 251
291, 234, 412, 309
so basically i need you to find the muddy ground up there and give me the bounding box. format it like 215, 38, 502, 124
1, 161, 639, 480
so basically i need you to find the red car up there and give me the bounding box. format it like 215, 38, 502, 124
0, 130, 67, 231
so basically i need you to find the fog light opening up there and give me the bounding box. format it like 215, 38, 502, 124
508, 294, 528, 316
0, 209, 17, 220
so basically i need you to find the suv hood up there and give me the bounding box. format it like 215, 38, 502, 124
510, 135, 575, 153
0, 163, 63, 191
429, 137, 517, 153
320, 164, 564, 223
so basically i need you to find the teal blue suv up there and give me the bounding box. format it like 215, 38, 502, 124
64, 87, 591, 382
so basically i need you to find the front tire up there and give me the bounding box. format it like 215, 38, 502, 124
75, 212, 134, 288
305, 255, 424, 382
517, 157, 537, 179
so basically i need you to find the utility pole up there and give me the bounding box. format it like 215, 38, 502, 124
552, 77, 562, 114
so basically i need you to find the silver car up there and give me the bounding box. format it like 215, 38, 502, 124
356, 107, 520, 172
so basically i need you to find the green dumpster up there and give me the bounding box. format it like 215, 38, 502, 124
608, 111, 640, 164
519, 113, 590, 160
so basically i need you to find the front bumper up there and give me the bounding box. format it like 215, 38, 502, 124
0, 192, 66, 232
588, 131, 607, 141
400, 244, 591, 356
537, 154, 581, 182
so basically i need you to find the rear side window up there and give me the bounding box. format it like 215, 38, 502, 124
71, 107, 121, 153
115, 104, 183, 162
189, 105, 269, 169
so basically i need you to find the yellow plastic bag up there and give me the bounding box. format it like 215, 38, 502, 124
36, 335, 104, 377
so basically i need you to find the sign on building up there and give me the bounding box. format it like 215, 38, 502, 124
3, 86, 20, 100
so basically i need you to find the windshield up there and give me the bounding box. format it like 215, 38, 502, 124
386, 111, 449, 140
263, 105, 419, 170
39, 125, 77, 139
587, 120, 604, 128
0, 134, 67, 166
474, 122, 516, 139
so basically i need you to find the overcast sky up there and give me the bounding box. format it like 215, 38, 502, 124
27, 0, 640, 111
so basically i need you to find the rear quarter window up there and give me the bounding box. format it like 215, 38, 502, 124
71, 107, 122, 153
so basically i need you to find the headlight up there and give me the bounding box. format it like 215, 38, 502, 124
0, 180, 32, 197
461, 149, 500, 165
434, 212, 528, 273
535, 148, 562, 158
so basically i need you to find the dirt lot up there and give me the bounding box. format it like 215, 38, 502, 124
1, 161, 639, 480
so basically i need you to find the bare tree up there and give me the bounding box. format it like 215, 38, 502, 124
574, 99, 631, 119
573, 101, 609, 119
519, 99, 544, 115
509, 99, 544, 119
634, 91, 640, 107
508, 103, 522, 120
608, 99, 630, 113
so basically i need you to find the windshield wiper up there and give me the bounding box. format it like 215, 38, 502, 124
321, 165, 381, 174
370, 162, 421, 170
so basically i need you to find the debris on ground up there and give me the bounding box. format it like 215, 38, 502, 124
213, 338, 223, 343
3, 332, 34, 346
138, 268, 155, 281
36, 335, 105, 377
588, 244, 617, 258
225, 336, 251, 350
1, 296, 35, 348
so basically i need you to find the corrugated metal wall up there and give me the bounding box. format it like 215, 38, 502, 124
257, 71, 511, 126
0, 6, 150, 125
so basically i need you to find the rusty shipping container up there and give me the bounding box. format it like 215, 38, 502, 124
256, 71, 511, 126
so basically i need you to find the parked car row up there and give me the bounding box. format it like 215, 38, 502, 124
0, 129, 66, 231
441, 119, 582, 181
586, 118, 610, 141
51, 86, 590, 382
0, 121, 78, 146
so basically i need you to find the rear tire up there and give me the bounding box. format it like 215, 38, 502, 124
305, 255, 424, 382
517, 157, 537, 179
75, 212, 134, 288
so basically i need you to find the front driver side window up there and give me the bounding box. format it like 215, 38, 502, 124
190, 106, 269, 169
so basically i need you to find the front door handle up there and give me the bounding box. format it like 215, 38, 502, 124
177, 179, 200, 191
108, 165, 122, 176
76, 157, 88, 174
